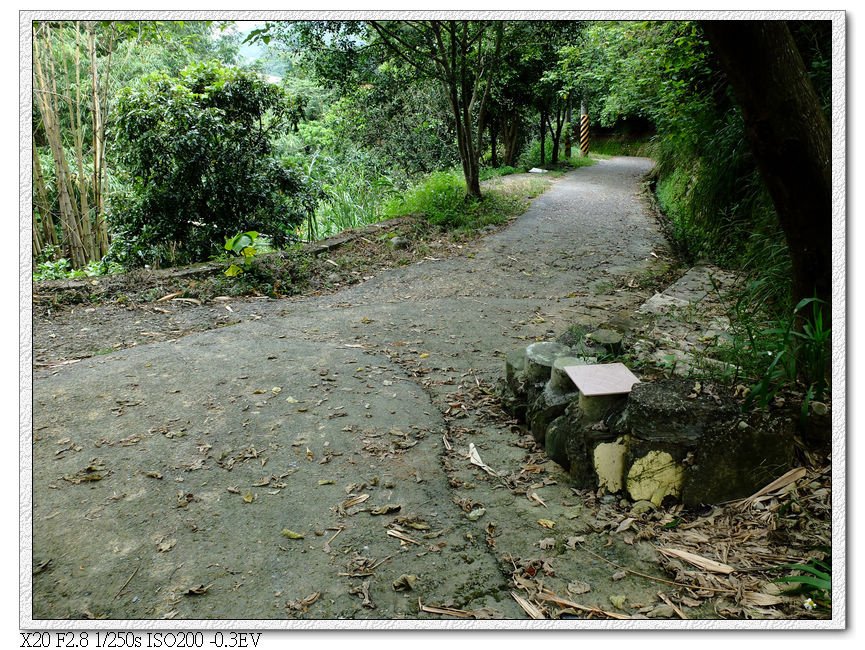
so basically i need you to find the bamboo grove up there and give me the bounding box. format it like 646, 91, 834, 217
32, 21, 113, 267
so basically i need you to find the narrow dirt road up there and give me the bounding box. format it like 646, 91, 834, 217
30, 158, 678, 623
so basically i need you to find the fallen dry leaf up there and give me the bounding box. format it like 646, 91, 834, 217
156, 538, 176, 553
567, 580, 591, 595
62, 459, 108, 484
349, 579, 375, 609
468, 443, 498, 477
736, 467, 807, 510
418, 599, 475, 619
386, 529, 422, 546
657, 547, 735, 574
286, 592, 320, 613
615, 517, 636, 533
741, 591, 785, 607
341, 494, 370, 510
657, 591, 688, 619
537, 519, 556, 529
395, 515, 430, 530
392, 574, 418, 591
536, 589, 632, 620
511, 591, 545, 619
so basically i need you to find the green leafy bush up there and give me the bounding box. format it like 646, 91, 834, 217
111, 61, 320, 267
518, 136, 556, 169
34, 258, 74, 281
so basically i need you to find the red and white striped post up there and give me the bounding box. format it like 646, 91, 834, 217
579, 99, 590, 158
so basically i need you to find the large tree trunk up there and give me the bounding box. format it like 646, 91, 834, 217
489, 118, 499, 168
564, 98, 573, 159
547, 102, 565, 165
701, 20, 832, 323
371, 20, 501, 199
503, 117, 520, 166
539, 109, 546, 166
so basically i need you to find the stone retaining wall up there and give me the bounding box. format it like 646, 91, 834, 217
497, 265, 796, 507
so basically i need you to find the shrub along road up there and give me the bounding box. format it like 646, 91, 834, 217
31, 158, 696, 622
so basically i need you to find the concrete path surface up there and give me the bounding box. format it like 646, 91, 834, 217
29, 158, 675, 624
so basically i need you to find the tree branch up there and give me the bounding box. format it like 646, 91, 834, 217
369, 21, 439, 78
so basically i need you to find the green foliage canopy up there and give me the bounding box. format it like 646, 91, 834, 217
111, 61, 319, 266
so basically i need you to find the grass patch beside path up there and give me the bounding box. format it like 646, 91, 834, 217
382, 170, 551, 234
589, 138, 652, 157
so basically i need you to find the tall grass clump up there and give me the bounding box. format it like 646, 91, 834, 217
286, 143, 400, 242
303, 168, 395, 241
710, 288, 831, 408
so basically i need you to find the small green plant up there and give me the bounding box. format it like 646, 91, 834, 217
773, 548, 831, 611
34, 257, 74, 281
747, 297, 831, 408
34, 255, 124, 281
224, 231, 259, 277
709, 272, 831, 409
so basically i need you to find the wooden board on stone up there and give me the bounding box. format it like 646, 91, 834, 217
564, 363, 640, 397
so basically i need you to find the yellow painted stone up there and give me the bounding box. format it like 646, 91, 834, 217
593, 437, 627, 493
626, 450, 683, 506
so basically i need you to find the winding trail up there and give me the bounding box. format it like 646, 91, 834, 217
30, 158, 674, 623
